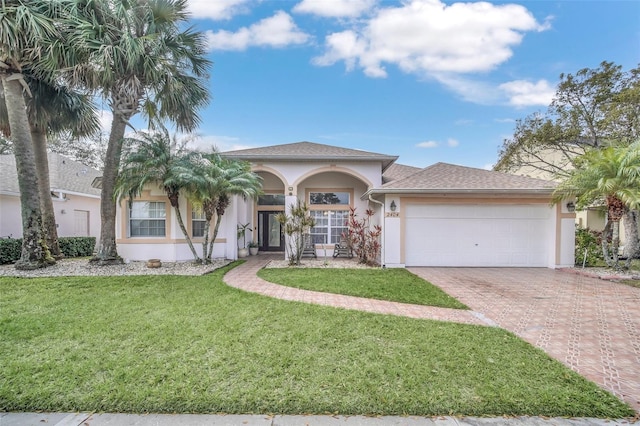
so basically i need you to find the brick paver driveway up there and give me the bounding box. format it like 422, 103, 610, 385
408, 267, 640, 413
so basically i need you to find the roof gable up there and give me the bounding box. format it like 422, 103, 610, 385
377, 162, 556, 193
222, 141, 398, 170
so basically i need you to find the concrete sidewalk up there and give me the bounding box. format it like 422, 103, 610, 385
1, 412, 637, 425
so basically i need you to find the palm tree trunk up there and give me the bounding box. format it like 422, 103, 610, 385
93, 113, 129, 264
172, 204, 201, 263
201, 219, 211, 263
31, 126, 62, 259
208, 213, 223, 262
1, 75, 52, 269
612, 220, 621, 269
623, 210, 639, 261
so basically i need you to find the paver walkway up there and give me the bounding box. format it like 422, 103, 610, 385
409, 268, 640, 413
223, 254, 490, 326
223, 256, 640, 413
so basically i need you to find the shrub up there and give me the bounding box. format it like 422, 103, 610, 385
0, 238, 22, 265
347, 207, 381, 266
0, 236, 96, 265
58, 237, 96, 258
276, 200, 315, 266
575, 226, 603, 267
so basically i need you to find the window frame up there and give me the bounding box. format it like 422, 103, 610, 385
306, 188, 353, 246
128, 200, 167, 237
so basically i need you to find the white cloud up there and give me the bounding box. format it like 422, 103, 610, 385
187, 135, 254, 153
483, 163, 494, 170
499, 79, 555, 107
187, 0, 252, 21
313, 0, 547, 78
494, 118, 516, 123
293, 0, 376, 18
206, 11, 310, 51
416, 141, 439, 148
417, 138, 459, 149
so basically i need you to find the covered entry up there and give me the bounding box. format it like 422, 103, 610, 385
404, 203, 552, 267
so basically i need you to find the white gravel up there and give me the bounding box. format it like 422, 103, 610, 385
0, 258, 230, 277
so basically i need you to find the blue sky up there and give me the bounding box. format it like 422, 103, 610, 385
147, 0, 639, 169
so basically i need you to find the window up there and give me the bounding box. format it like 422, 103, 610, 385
309, 191, 350, 205
129, 201, 166, 237
258, 194, 285, 206
310, 210, 349, 244
192, 209, 206, 238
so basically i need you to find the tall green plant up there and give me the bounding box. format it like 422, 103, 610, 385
276, 200, 315, 266
65, 0, 211, 264
115, 130, 204, 262
188, 155, 262, 263
554, 141, 640, 269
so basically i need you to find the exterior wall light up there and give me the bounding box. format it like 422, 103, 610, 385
566, 202, 576, 213
390, 200, 397, 212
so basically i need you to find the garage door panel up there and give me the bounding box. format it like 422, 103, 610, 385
405, 204, 550, 267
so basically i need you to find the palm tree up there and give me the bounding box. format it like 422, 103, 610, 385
0, 0, 63, 269
115, 130, 205, 262
0, 68, 100, 259
554, 141, 640, 268
65, 0, 211, 264
188, 154, 262, 263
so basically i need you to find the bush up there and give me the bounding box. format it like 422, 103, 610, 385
0, 236, 96, 265
58, 237, 96, 258
0, 238, 22, 265
575, 226, 603, 267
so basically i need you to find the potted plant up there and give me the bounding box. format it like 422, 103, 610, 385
237, 223, 251, 258
248, 241, 259, 256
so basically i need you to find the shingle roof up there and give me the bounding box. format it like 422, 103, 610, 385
382, 163, 421, 184
222, 141, 398, 170
0, 153, 101, 197
371, 162, 556, 194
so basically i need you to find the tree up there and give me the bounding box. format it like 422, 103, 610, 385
48, 132, 108, 171
115, 130, 203, 262
0, 0, 62, 269
66, 0, 211, 264
188, 154, 262, 263
553, 141, 640, 269
0, 68, 100, 259
496, 61, 640, 258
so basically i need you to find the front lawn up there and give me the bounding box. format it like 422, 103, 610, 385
258, 268, 467, 309
0, 263, 632, 417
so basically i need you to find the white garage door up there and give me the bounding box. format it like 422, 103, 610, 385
405, 204, 551, 267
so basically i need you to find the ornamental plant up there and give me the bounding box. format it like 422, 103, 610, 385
347, 207, 381, 266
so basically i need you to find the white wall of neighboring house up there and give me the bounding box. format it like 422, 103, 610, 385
0, 195, 22, 238
0, 193, 100, 240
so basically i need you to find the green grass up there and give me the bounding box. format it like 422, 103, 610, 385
0, 263, 633, 417
258, 268, 467, 309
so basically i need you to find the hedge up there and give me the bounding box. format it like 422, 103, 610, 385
0, 236, 96, 265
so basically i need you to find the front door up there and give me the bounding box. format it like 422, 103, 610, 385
258, 211, 284, 251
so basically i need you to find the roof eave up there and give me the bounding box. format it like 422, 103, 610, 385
362, 188, 555, 200
222, 153, 398, 164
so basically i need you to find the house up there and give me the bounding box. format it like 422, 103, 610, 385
0, 153, 101, 239
494, 146, 606, 232
114, 141, 575, 268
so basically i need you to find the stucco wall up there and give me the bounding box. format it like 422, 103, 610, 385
0, 193, 100, 240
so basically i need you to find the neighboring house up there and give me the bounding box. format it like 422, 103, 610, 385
115, 141, 575, 268
0, 153, 101, 240
494, 147, 606, 232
